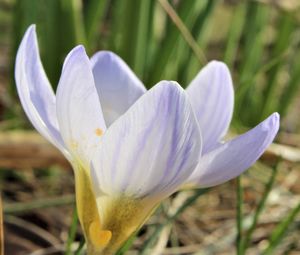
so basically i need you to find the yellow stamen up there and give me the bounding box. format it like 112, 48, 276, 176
89, 221, 112, 248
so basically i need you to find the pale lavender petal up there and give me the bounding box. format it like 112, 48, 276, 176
56, 46, 106, 167
186, 61, 234, 154
91, 81, 202, 200
90, 51, 146, 126
187, 113, 280, 187
15, 25, 68, 155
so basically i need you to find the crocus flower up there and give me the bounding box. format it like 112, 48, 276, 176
15, 25, 279, 255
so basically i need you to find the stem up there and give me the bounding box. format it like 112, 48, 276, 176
262, 201, 300, 255
236, 177, 244, 255
242, 164, 278, 251
65, 208, 79, 255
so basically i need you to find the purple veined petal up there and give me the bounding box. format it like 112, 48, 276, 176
187, 113, 280, 187
186, 61, 234, 154
56, 46, 106, 167
15, 25, 69, 157
90, 51, 146, 127
91, 81, 202, 200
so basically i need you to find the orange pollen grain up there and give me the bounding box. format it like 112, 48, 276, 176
95, 128, 103, 137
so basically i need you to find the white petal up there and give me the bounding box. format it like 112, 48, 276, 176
186, 61, 234, 154
56, 46, 106, 167
90, 51, 146, 126
15, 25, 68, 155
91, 81, 202, 200
187, 113, 280, 187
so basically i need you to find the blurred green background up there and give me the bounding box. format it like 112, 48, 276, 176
0, 0, 300, 254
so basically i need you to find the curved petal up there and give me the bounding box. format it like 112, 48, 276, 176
186, 61, 234, 154
187, 113, 280, 187
56, 46, 106, 167
91, 81, 202, 200
90, 51, 146, 126
15, 25, 68, 155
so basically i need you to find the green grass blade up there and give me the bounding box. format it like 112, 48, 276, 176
60, 0, 87, 47
12, 0, 39, 46
235, 1, 270, 126
260, 13, 294, 120
155, 0, 211, 85
39, 0, 63, 85
279, 41, 300, 117
107, 0, 125, 52
182, 0, 220, 85
115, 231, 138, 255
146, 0, 199, 86
109, 0, 154, 80
12, 0, 86, 86
10, 0, 39, 95
110, 0, 142, 70
139, 188, 210, 255
178, 0, 216, 85
236, 176, 244, 255
65, 208, 79, 255
158, 0, 207, 65
84, 0, 109, 52
230, 48, 287, 126
74, 239, 85, 255
133, 0, 155, 79
262, 201, 300, 255
242, 163, 279, 252
223, 1, 247, 68
4, 195, 75, 214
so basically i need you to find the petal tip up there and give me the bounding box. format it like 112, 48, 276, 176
90, 50, 121, 65
272, 112, 280, 121
188, 112, 280, 188
207, 60, 229, 70
200, 60, 232, 88
20, 24, 37, 47
28, 24, 36, 32
153, 81, 186, 100
72, 45, 87, 56
157, 80, 183, 91
15, 24, 40, 78
266, 112, 280, 133
25, 24, 36, 35
62, 45, 89, 71
97, 50, 117, 58
266, 112, 280, 128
